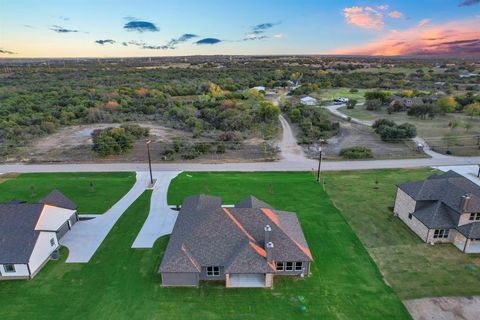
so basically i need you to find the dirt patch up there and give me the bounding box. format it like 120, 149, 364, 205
404, 296, 480, 320
312, 118, 423, 160
14, 122, 278, 163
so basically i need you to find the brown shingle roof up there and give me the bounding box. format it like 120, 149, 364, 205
159, 195, 312, 274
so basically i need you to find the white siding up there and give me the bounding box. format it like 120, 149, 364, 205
0, 264, 30, 278
28, 231, 58, 277
35, 205, 76, 231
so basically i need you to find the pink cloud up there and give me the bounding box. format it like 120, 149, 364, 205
333, 18, 480, 56
417, 19, 431, 27
343, 6, 384, 29
388, 11, 403, 19
377, 4, 389, 10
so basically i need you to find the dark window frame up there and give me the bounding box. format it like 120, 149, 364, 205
469, 213, 480, 221
295, 262, 303, 271
276, 262, 284, 271
206, 266, 220, 277
408, 213, 413, 220
50, 238, 55, 246
433, 229, 449, 239
4, 264, 15, 273
285, 262, 294, 271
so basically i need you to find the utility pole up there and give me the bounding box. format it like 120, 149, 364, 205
477, 164, 480, 178
316, 145, 323, 183
146, 140, 153, 185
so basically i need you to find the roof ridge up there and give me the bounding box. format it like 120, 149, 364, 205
180, 244, 201, 272
260, 208, 313, 261
223, 208, 256, 242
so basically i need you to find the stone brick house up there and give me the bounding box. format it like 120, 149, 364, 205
159, 195, 313, 288
394, 171, 480, 253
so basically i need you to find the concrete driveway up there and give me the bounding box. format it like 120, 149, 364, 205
132, 171, 181, 248
60, 171, 151, 263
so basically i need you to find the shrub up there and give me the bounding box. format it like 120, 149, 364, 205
346, 99, 357, 109
92, 125, 150, 156
372, 119, 416, 142
436, 96, 457, 113
365, 99, 382, 111
340, 146, 373, 159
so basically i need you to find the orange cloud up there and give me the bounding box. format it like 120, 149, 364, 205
334, 18, 480, 56
343, 6, 384, 29
388, 11, 403, 19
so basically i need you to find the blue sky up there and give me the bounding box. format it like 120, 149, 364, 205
0, 0, 479, 57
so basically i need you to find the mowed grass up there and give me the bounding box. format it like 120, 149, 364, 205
0, 172, 136, 214
324, 168, 480, 299
0, 172, 410, 319
311, 88, 368, 103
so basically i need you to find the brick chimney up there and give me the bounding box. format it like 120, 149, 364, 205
461, 194, 471, 212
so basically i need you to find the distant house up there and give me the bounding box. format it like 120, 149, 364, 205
390, 95, 424, 108
300, 96, 318, 106
394, 171, 480, 253
252, 86, 266, 92
0, 190, 78, 280
333, 97, 349, 105
459, 72, 478, 78
159, 195, 313, 288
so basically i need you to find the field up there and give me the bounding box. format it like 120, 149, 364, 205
0, 172, 136, 214
324, 168, 480, 299
0, 172, 410, 319
312, 88, 368, 103
339, 105, 480, 156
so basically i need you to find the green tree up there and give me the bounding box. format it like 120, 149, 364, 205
437, 96, 457, 113
464, 103, 480, 118
259, 101, 280, 121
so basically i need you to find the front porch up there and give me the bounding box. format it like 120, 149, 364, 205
453, 232, 480, 253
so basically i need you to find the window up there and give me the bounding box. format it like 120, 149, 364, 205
408, 213, 413, 220
433, 229, 449, 239
469, 213, 480, 221
50, 238, 55, 246
206, 266, 220, 277
295, 262, 303, 271
4, 264, 15, 273
285, 262, 294, 271
276, 262, 284, 271
472, 238, 480, 242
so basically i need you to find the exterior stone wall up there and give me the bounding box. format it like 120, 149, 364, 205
394, 189, 429, 242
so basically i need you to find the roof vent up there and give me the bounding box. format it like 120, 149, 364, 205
266, 242, 274, 248
264, 225, 272, 232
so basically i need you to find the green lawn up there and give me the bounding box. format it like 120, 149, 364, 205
310, 88, 368, 103
0, 172, 136, 214
324, 168, 480, 299
0, 172, 410, 319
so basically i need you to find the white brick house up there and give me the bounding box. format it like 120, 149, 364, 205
394, 171, 480, 253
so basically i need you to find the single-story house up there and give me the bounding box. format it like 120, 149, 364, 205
300, 96, 318, 106
333, 97, 349, 105
390, 95, 424, 108
159, 195, 313, 288
394, 171, 480, 253
0, 190, 78, 280
252, 86, 266, 92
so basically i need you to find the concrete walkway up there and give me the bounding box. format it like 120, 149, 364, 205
60, 171, 151, 263
433, 165, 480, 186
404, 296, 480, 320
131, 171, 181, 248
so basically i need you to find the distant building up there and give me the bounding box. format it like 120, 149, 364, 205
159, 195, 313, 288
333, 97, 349, 105
394, 171, 480, 253
459, 72, 478, 78
390, 95, 424, 108
252, 86, 266, 92
300, 96, 318, 106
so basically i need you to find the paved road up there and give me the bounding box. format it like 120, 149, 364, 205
131, 171, 181, 248
60, 172, 150, 263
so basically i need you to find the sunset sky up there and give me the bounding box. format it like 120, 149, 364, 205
0, 0, 479, 58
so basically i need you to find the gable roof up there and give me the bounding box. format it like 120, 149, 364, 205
398, 170, 480, 213
0, 203, 44, 263
39, 189, 77, 210
458, 222, 480, 239
159, 195, 312, 274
